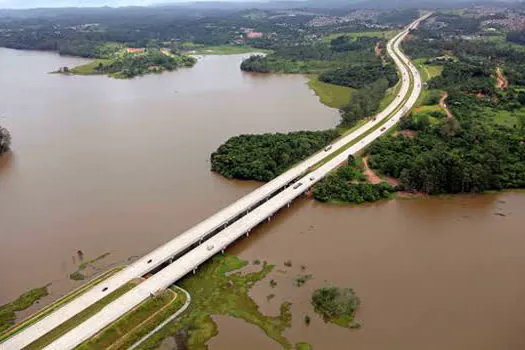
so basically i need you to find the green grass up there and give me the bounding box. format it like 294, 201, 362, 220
378, 79, 402, 111
0, 267, 123, 343
181, 43, 271, 55
413, 58, 443, 83
485, 107, 525, 128
133, 254, 293, 350
296, 342, 313, 350
307, 75, 354, 109
69, 59, 114, 75
24, 281, 138, 350
77, 288, 186, 350
0, 286, 49, 335
321, 30, 396, 43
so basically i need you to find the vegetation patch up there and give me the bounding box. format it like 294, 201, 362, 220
0, 267, 123, 343
0, 125, 11, 156
69, 252, 111, 281
296, 342, 313, 350
313, 158, 395, 204
67, 50, 196, 79
211, 130, 339, 182
0, 286, 49, 335
131, 254, 293, 350
307, 75, 354, 109
24, 281, 138, 349
312, 287, 360, 329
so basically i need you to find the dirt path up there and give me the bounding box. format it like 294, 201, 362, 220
363, 157, 399, 186
375, 42, 382, 57
495, 67, 509, 90
362, 157, 382, 185
439, 92, 454, 120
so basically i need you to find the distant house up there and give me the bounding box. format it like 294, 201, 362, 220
127, 48, 145, 54
246, 32, 264, 39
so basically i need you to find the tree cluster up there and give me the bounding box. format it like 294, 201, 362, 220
368, 91, 525, 194
340, 78, 390, 125
211, 130, 339, 182
319, 62, 398, 89
311, 287, 360, 323
95, 50, 196, 78
0, 125, 11, 156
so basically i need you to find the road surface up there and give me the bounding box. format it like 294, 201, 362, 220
0, 13, 429, 350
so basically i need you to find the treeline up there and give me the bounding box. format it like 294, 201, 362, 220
210, 130, 339, 182
506, 30, 525, 46
0, 125, 11, 156
313, 158, 395, 204
319, 62, 398, 89
95, 51, 196, 78
340, 78, 390, 125
314, 175, 395, 204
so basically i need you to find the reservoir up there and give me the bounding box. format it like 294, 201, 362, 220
1, 48, 525, 349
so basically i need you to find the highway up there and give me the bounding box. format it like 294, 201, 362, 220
0, 13, 429, 350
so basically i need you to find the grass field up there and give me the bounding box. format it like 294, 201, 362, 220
77, 287, 186, 350
486, 106, 524, 128
307, 75, 354, 109
0, 267, 123, 343
24, 280, 139, 350
181, 44, 271, 55
321, 30, 397, 43
413, 58, 443, 83
69, 59, 114, 75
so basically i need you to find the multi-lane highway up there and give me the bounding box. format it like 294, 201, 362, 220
0, 13, 429, 350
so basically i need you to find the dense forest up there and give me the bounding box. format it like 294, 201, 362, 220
210, 131, 338, 182
0, 125, 11, 156
364, 13, 525, 195
313, 159, 395, 203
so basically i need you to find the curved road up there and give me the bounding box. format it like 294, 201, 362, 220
0, 13, 429, 350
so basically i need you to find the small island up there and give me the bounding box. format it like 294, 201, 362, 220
0, 125, 11, 156
56, 46, 196, 79
312, 287, 361, 329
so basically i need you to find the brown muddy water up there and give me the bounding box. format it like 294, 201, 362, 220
1, 48, 525, 349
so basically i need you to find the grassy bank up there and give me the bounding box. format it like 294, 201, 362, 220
181, 43, 270, 55
307, 75, 354, 109
24, 280, 138, 350
0, 266, 123, 343
0, 286, 49, 336
133, 254, 293, 350
69, 59, 114, 75
77, 287, 186, 350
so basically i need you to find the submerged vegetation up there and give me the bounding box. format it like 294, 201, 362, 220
211, 130, 339, 182
134, 254, 293, 349
312, 287, 360, 329
0, 286, 49, 334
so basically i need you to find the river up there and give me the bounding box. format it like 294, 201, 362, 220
1, 48, 525, 349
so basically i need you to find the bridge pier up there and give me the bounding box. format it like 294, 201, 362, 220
268, 216, 272, 222
287, 202, 290, 208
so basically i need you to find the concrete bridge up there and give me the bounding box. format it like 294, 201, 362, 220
0, 13, 430, 350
